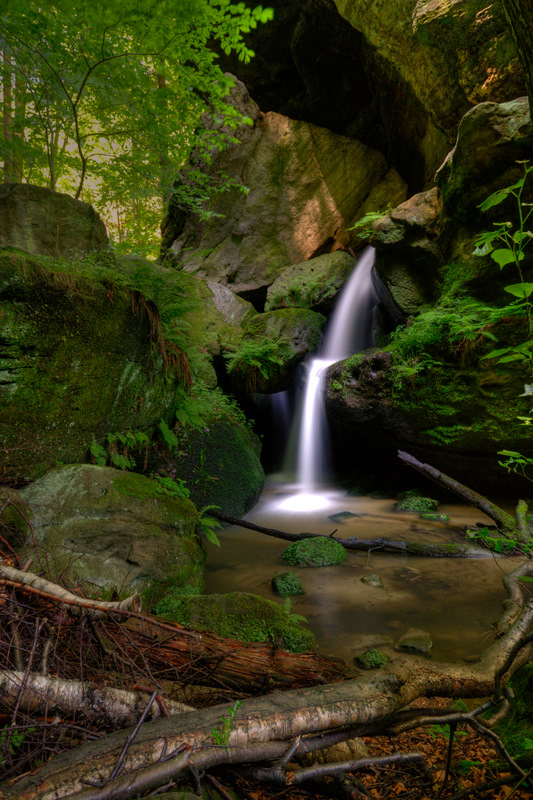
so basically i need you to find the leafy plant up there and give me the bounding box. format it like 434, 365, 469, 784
282, 596, 308, 625
89, 430, 150, 470
465, 527, 529, 555
211, 700, 242, 749
153, 475, 190, 500
346, 206, 392, 239
197, 505, 223, 547
225, 338, 288, 392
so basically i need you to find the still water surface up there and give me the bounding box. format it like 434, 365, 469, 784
205, 480, 523, 665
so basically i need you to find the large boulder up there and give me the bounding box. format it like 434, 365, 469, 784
0, 252, 179, 483
20, 466, 204, 602
0, 183, 108, 256
164, 79, 390, 305
265, 252, 356, 313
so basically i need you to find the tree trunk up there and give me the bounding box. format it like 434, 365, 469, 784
3, 563, 532, 800
397, 451, 518, 535
502, 0, 533, 109
2, 47, 15, 183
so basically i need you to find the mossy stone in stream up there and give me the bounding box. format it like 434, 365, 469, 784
395, 493, 439, 513
420, 512, 449, 522
395, 627, 433, 656
354, 648, 390, 670
155, 591, 316, 653
271, 571, 305, 596
281, 537, 347, 567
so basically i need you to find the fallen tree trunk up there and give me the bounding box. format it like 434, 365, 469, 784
397, 451, 518, 535
3, 561, 532, 800
212, 511, 473, 557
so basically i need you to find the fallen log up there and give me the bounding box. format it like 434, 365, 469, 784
212, 511, 473, 557
397, 451, 518, 535
3, 561, 532, 800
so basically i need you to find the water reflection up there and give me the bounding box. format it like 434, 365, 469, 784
205, 481, 522, 665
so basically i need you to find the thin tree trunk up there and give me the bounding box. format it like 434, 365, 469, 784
2, 47, 15, 183
397, 451, 518, 534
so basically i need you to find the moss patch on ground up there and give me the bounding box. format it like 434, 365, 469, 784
155, 591, 316, 653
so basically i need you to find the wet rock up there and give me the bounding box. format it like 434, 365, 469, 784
328, 511, 360, 523
0, 183, 108, 257
226, 308, 326, 394
361, 574, 384, 589
395, 494, 439, 513
354, 648, 390, 670
265, 252, 356, 314
281, 537, 347, 568
271, 571, 305, 597
420, 512, 449, 522
395, 627, 433, 655
20, 466, 204, 602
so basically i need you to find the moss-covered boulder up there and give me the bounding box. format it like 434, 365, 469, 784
161, 418, 264, 517
0, 253, 181, 483
354, 648, 389, 670
265, 252, 356, 313
395, 493, 438, 514
20, 465, 204, 601
281, 537, 347, 568
271, 571, 305, 596
226, 308, 326, 394
395, 627, 433, 656
155, 591, 316, 653
0, 183, 108, 257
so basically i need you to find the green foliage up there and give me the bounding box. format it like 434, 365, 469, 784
0, 725, 34, 766
271, 571, 305, 597
0, 0, 273, 250
153, 475, 190, 500
197, 505, 223, 547
281, 537, 347, 568
354, 648, 390, 670
225, 338, 288, 392
493, 663, 533, 761
346, 207, 391, 239
211, 700, 243, 748
465, 527, 530, 555
89, 430, 150, 470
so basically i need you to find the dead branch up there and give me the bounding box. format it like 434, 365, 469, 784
0, 671, 194, 726
0, 563, 141, 617
397, 451, 518, 535
212, 511, 473, 557
3, 561, 532, 800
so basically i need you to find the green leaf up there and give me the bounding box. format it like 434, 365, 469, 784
491, 249, 518, 267
204, 527, 221, 547
504, 282, 533, 299
479, 189, 510, 210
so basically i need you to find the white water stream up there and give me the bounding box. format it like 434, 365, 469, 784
280, 248, 376, 511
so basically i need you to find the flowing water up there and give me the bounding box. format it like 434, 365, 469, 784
206, 249, 520, 665
206, 481, 522, 664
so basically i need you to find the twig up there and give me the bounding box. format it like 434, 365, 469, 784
109, 691, 158, 781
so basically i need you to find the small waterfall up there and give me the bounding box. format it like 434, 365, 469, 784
280, 248, 376, 510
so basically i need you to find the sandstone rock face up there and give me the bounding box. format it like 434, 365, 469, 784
20, 466, 204, 600
165, 80, 389, 303
0, 183, 108, 256
334, 0, 523, 140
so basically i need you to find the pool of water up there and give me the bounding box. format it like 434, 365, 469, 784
205, 479, 522, 665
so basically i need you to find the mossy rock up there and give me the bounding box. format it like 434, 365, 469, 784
395, 495, 438, 513
155, 591, 316, 653
354, 648, 390, 670
20, 465, 204, 601
227, 308, 326, 394
281, 537, 347, 568
395, 627, 433, 656
265, 251, 355, 313
361, 574, 384, 589
271, 571, 305, 597
420, 512, 449, 522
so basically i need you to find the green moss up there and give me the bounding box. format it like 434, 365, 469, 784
420, 512, 449, 522
155, 591, 316, 653
396, 495, 439, 513
271, 571, 305, 596
354, 648, 389, 670
113, 471, 162, 500
281, 537, 347, 567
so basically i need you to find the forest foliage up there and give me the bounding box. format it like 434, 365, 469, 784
0, 0, 273, 253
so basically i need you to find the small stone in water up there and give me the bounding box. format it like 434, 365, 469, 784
420, 512, 449, 522
328, 511, 361, 523
395, 627, 433, 655
361, 573, 384, 589
271, 571, 305, 596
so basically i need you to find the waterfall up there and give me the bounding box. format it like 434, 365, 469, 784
279, 248, 376, 510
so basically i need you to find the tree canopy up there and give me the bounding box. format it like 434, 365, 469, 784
0, 0, 273, 252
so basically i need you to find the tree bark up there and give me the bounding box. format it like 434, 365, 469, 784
397, 451, 518, 535
502, 0, 533, 109
3, 563, 532, 800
